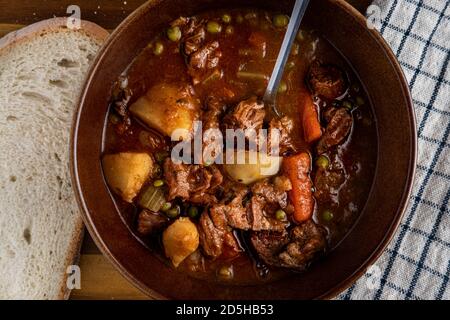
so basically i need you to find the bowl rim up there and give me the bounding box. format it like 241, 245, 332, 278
70, 0, 417, 300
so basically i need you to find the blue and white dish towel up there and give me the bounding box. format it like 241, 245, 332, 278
338, 0, 450, 300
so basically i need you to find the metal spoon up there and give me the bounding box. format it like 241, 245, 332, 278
263, 0, 310, 116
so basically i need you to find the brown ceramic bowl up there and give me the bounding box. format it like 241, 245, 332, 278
71, 0, 416, 299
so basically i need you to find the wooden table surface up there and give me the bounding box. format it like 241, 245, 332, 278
0, 0, 371, 300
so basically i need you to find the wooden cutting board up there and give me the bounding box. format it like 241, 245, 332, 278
0, 0, 370, 300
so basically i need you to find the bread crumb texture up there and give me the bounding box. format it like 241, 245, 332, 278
0, 28, 103, 299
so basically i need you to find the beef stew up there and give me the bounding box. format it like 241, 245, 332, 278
102, 8, 377, 285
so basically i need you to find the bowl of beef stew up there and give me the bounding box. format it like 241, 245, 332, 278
71, 0, 416, 299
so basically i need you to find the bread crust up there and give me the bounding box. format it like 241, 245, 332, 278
0, 18, 108, 300
0, 17, 109, 52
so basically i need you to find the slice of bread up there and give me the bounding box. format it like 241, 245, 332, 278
0, 18, 108, 300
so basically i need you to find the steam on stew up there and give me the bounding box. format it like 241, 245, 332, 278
102, 9, 377, 284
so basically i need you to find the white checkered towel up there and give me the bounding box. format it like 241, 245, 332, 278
337, 0, 450, 300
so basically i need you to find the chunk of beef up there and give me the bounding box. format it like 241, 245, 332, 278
176, 18, 222, 85
250, 229, 290, 266
250, 220, 327, 270
314, 169, 345, 203
224, 97, 266, 137
202, 97, 226, 163
189, 164, 223, 205
249, 195, 287, 231
137, 210, 170, 236
198, 209, 241, 259
164, 159, 190, 199
184, 27, 206, 55
163, 159, 223, 204
308, 61, 347, 100
187, 41, 222, 84
218, 179, 250, 203
185, 27, 206, 55
189, 41, 220, 70
317, 107, 353, 154
205, 165, 223, 189
211, 203, 250, 231
268, 116, 296, 155
314, 152, 347, 203
174, 17, 206, 55
208, 179, 288, 232
221, 232, 243, 259
110, 77, 132, 133
251, 179, 288, 228
323, 106, 339, 123
198, 211, 225, 258
189, 193, 218, 206
251, 178, 289, 209
188, 166, 213, 193
211, 182, 251, 230
278, 220, 328, 268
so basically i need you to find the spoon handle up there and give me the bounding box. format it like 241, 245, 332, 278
263, 0, 310, 110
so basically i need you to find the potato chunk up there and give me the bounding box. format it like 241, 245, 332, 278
163, 217, 199, 267
224, 150, 282, 185
129, 83, 200, 140
102, 152, 153, 203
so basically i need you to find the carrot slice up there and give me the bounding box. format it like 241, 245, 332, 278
282, 152, 315, 223
302, 93, 322, 143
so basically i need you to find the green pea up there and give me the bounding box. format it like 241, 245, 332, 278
225, 26, 234, 35
166, 206, 180, 219
275, 209, 287, 221
322, 210, 334, 222
188, 206, 199, 218
356, 96, 365, 106
342, 100, 353, 110
222, 14, 232, 24
278, 81, 288, 94
236, 14, 244, 24
166, 26, 182, 42
316, 155, 330, 170
153, 41, 164, 55
218, 265, 233, 279
161, 202, 172, 212
153, 179, 164, 187
273, 14, 289, 28
206, 21, 222, 34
